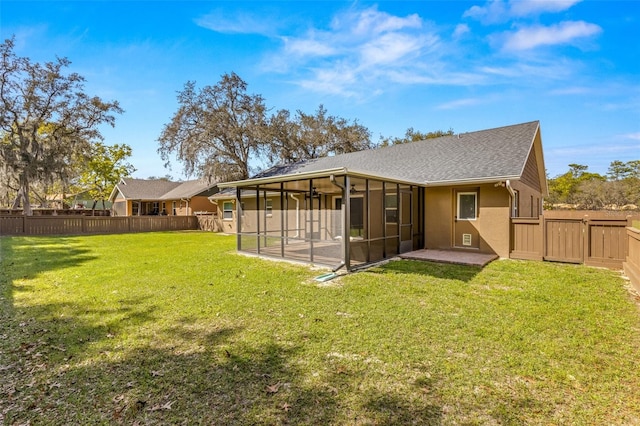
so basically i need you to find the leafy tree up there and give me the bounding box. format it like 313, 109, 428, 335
379, 128, 454, 147
607, 160, 632, 181
548, 161, 640, 209
547, 163, 605, 206
267, 105, 372, 164
158, 74, 375, 180
78, 142, 135, 211
147, 175, 174, 181
0, 37, 122, 215
158, 72, 269, 182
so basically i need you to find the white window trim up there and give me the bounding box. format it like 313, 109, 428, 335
265, 199, 273, 217
384, 193, 398, 224
457, 192, 477, 221
222, 201, 234, 221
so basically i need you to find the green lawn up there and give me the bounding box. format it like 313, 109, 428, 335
1, 232, 640, 425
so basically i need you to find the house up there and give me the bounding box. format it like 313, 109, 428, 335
109, 178, 219, 216
212, 121, 547, 271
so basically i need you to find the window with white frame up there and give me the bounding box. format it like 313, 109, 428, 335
457, 192, 477, 220
512, 190, 519, 218
385, 193, 398, 223
222, 201, 233, 220
265, 199, 273, 217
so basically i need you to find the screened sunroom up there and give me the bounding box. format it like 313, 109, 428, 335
223, 170, 424, 271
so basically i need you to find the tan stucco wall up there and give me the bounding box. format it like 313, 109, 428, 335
425, 184, 512, 258
511, 181, 541, 218
185, 197, 217, 215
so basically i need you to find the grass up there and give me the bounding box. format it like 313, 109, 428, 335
1, 232, 640, 425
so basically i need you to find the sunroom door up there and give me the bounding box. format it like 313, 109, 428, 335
399, 190, 413, 253
453, 190, 480, 249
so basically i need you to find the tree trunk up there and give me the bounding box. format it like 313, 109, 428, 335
16, 174, 32, 216
10, 188, 22, 210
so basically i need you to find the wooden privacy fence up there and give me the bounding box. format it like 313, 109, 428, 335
511, 211, 640, 270
624, 226, 640, 293
195, 213, 224, 232
0, 215, 199, 236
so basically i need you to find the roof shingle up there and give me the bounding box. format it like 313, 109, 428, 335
237, 121, 541, 185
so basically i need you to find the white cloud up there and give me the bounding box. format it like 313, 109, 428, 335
282, 37, 336, 57
259, 5, 453, 97
195, 10, 278, 36
332, 6, 422, 37
549, 86, 592, 95
510, 0, 582, 17
453, 24, 470, 39
550, 142, 640, 156
464, 0, 583, 24
622, 132, 640, 141
463, 1, 508, 24
360, 32, 427, 66
500, 21, 602, 51
248, 3, 603, 98
436, 98, 484, 110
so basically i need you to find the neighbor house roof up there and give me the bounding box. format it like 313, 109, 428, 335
109, 178, 218, 202
218, 121, 545, 191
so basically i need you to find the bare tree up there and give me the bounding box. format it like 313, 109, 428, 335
158, 73, 269, 182
0, 37, 122, 215
267, 105, 372, 164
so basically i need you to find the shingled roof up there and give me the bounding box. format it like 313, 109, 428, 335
220, 121, 543, 188
110, 178, 218, 201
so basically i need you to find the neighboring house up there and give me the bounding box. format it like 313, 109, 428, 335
212, 121, 547, 271
44, 192, 112, 210
109, 178, 219, 216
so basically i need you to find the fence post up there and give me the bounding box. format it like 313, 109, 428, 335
541, 213, 546, 261
582, 214, 589, 264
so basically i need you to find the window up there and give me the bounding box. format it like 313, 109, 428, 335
457, 192, 477, 220
223, 201, 233, 220
530, 195, 534, 217
265, 199, 273, 217
512, 190, 519, 218
172, 201, 177, 216
385, 193, 398, 223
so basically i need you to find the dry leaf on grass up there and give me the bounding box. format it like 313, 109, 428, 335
266, 382, 281, 394
148, 400, 175, 411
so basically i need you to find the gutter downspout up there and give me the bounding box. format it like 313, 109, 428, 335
289, 193, 300, 238
329, 175, 347, 272
505, 180, 516, 217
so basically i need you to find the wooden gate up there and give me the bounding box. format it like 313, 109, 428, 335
544, 218, 584, 263
586, 219, 628, 268
511, 211, 638, 269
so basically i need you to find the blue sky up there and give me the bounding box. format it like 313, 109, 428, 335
1, 0, 639, 179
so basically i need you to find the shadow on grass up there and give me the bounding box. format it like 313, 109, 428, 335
2, 304, 446, 424
0, 237, 445, 424
371, 259, 482, 282
0, 236, 97, 281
